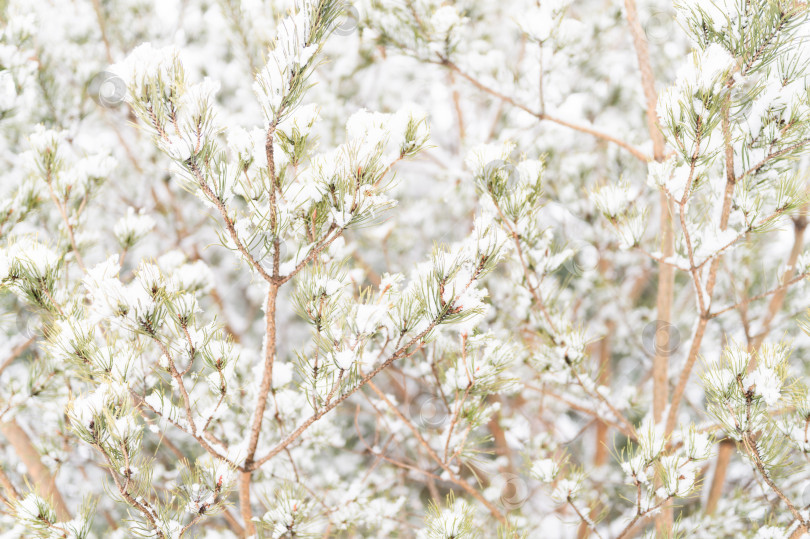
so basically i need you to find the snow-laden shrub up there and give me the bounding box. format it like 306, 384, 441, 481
3, 0, 810, 537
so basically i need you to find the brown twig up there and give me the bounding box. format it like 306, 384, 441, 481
249, 319, 441, 470
0, 420, 71, 521
0, 464, 18, 503
437, 57, 650, 162
365, 380, 509, 526
0, 336, 35, 378
704, 438, 735, 514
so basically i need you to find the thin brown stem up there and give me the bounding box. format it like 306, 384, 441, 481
90, 0, 113, 64
437, 57, 650, 162
620, 12, 673, 533
250, 318, 442, 470
665, 124, 737, 437
0, 420, 71, 521
189, 162, 273, 283
749, 215, 807, 353
365, 380, 508, 526
705, 214, 807, 516
45, 175, 86, 272
742, 432, 808, 529
0, 336, 35, 378
244, 283, 280, 463
704, 438, 735, 514
0, 464, 18, 503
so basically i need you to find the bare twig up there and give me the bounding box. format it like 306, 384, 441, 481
0, 420, 71, 521
437, 57, 650, 162
0, 336, 35, 378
